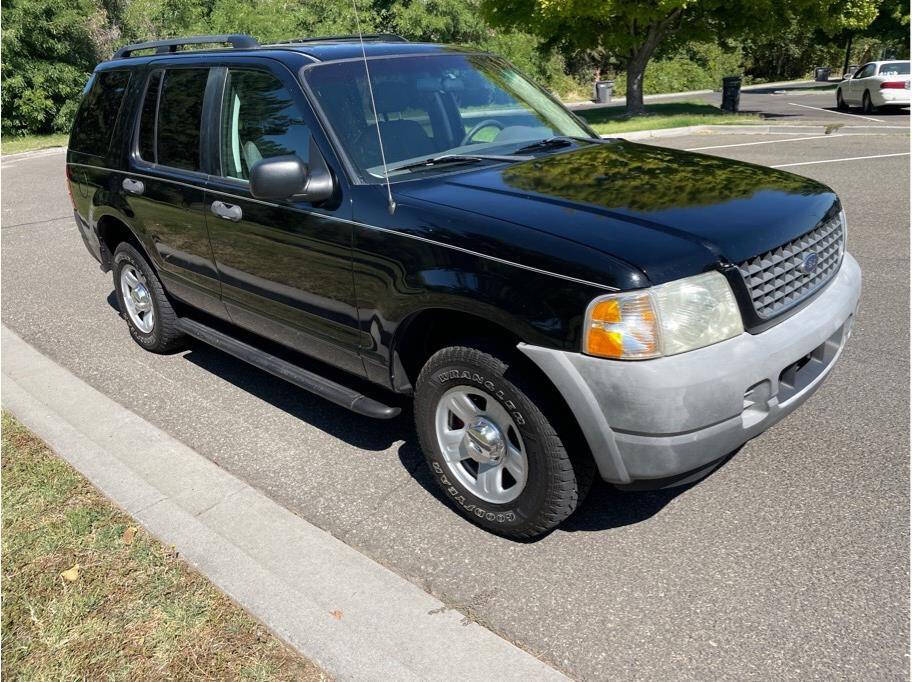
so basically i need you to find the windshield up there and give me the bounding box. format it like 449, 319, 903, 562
303, 54, 594, 182
879, 62, 910, 75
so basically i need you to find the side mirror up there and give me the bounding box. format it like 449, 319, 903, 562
249, 136, 335, 203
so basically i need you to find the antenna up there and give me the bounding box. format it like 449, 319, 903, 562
351, 0, 396, 215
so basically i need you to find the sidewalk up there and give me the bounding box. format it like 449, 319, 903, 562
1, 325, 568, 682
566, 78, 832, 110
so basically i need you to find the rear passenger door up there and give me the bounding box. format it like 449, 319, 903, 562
124, 62, 224, 318
203, 60, 363, 376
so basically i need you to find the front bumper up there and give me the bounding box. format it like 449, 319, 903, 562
519, 253, 862, 484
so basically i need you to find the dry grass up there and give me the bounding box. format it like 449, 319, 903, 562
1, 134, 69, 155
1, 412, 329, 681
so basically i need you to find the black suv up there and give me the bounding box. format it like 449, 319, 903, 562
67, 34, 861, 538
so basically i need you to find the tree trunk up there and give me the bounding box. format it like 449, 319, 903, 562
623, 9, 682, 116
842, 34, 853, 76
625, 56, 648, 115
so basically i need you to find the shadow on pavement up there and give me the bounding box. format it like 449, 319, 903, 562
106, 290, 734, 540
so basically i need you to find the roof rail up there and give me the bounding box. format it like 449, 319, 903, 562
113, 34, 259, 59
269, 34, 408, 45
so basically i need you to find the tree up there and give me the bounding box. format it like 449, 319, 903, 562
480, 0, 880, 115
1, 0, 109, 135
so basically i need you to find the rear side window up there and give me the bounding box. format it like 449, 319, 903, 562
69, 70, 132, 156
137, 67, 209, 171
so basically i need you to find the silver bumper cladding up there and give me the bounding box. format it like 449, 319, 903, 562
519, 253, 862, 484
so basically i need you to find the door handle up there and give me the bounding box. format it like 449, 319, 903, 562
122, 177, 144, 195
211, 200, 242, 222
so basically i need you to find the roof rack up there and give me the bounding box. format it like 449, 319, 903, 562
269, 34, 408, 45
113, 34, 259, 59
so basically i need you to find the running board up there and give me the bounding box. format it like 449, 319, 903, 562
176, 318, 401, 420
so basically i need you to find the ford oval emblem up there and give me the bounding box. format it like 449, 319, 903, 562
801, 252, 819, 274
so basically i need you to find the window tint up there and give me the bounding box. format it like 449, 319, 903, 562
855, 64, 875, 78
137, 70, 162, 162
69, 70, 132, 156
219, 69, 310, 180
156, 68, 209, 171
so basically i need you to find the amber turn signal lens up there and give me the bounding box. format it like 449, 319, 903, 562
583, 291, 659, 359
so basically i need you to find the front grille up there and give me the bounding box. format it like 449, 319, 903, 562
738, 214, 844, 319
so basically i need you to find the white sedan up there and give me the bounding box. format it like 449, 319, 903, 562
836, 60, 910, 113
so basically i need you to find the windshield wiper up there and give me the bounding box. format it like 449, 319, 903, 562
385, 153, 532, 174
512, 136, 596, 155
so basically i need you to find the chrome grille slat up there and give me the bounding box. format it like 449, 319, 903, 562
738, 215, 844, 319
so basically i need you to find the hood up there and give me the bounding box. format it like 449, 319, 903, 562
395, 141, 838, 285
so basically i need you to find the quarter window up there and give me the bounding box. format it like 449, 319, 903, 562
219, 69, 310, 181
69, 70, 132, 156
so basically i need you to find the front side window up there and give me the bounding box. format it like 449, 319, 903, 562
303, 54, 593, 182
855, 64, 875, 79
137, 67, 209, 171
70, 70, 132, 156
219, 69, 310, 181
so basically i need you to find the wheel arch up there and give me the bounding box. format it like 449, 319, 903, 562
393, 306, 595, 469
94, 212, 149, 272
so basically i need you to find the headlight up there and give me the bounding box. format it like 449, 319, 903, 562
584, 271, 743, 359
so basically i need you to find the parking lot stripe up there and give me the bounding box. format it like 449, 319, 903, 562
772, 152, 910, 168
788, 102, 884, 123
686, 134, 853, 151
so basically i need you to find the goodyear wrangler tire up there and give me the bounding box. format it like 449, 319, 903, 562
415, 345, 590, 538
112, 242, 185, 354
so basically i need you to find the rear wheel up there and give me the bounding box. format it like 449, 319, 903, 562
836, 89, 849, 111
112, 242, 185, 353
863, 90, 877, 113
414, 345, 592, 538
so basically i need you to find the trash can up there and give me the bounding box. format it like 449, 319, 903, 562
594, 80, 614, 104
815, 67, 831, 82
721, 76, 742, 112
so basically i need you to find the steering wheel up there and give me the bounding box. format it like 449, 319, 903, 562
461, 119, 504, 146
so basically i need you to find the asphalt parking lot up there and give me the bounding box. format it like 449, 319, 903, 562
573, 78, 911, 128
1, 126, 909, 679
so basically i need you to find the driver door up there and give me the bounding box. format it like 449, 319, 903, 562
848, 63, 875, 104
203, 60, 364, 376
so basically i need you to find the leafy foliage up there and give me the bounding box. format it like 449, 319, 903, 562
479, 0, 883, 113
1, 0, 105, 135
0, 0, 905, 135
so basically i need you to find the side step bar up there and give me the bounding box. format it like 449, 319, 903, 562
176, 318, 401, 420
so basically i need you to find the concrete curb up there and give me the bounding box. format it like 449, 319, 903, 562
0, 325, 568, 682
1, 146, 67, 160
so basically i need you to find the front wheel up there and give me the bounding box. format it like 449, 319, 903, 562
836, 89, 849, 111
414, 345, 592, 538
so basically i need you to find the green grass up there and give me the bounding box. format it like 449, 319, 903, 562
577, 101, 762, 134
1, 412, 330, 681
1, 133, 69, 155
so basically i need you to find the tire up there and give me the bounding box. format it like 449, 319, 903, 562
836, 89, 849, 111
863, 90, 877, 114
414, 345, 593, 539
112, 242, 185, 353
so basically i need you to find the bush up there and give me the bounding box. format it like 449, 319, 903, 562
1, 0, 103, 136
613, 42, 743, 96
